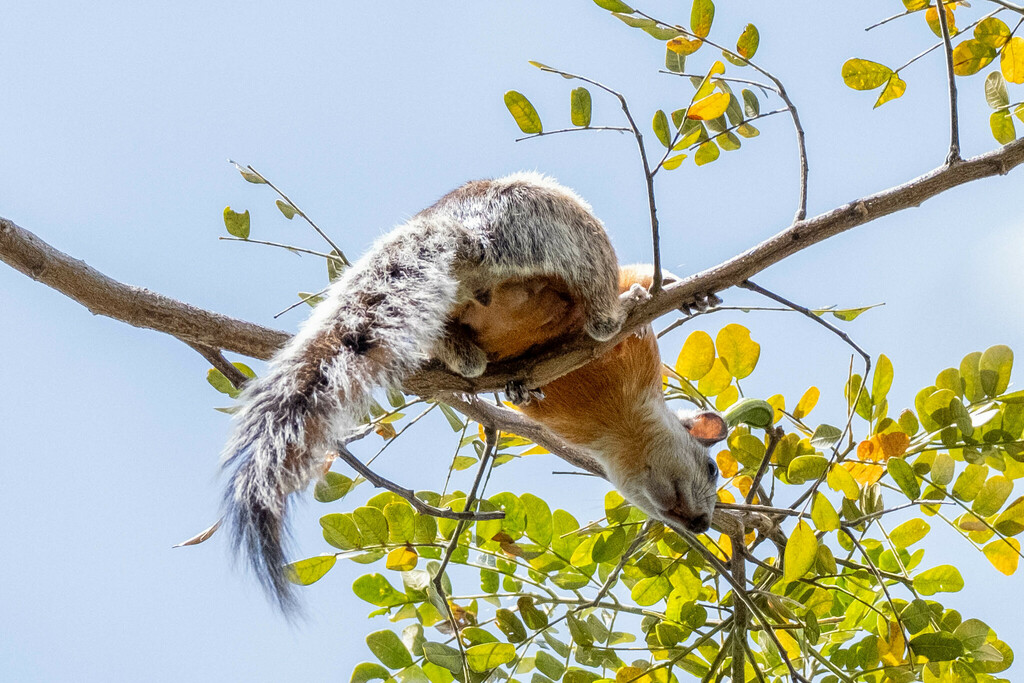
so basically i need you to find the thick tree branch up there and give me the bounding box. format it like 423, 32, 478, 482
4, 140, 1023, 398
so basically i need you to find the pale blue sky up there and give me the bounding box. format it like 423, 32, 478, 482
2, 2, 1022, 681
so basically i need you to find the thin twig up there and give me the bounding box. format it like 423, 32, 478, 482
240, 164, 352, 266
934, 0, 962, 163
745, 425, 784, 505
894, 8, 1002, 73
989, 0, 1024, 16
273, 286, 330, 319
658, 70, 774, 92
333, 444, 504, 521
219, 236, 347, 263
515, 125, 631, 142
432, 425, 498, 681
738, 280, 871, 513
865, 8, 917, 32
188, 342, 250, 388
531, 64, 663, 292
637, 11, 809, 221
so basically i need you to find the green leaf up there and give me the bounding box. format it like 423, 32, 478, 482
518, 596, 549, 630
690, 0, 715, 39
535, 650, 565, 680
994, 496, 1024, 536
890, 519, 930, 548
909, 632, 965, 662
741, 89, 759, 117
952, 39, 997, 76
322, 513, 363, 550
810, 424, 842, 449
652, 110, 671, 148
223, 207, 251, 239
521, 493, 552, 545
353, 506, 389, 545
206, 368, 241, 398
351, 662, 392, 683
352, 573, 407, 606
466, 643, 516, 673
811, 492, 840, 531
991, 110, 1017, 144
980, 345, 1013, 397
736, 23, 758, 60
872, 354, 894, 406
593, 0, 633, 11
665, 45, 686, 73
841, 59, 893, 90
612, 13, 655, 29
285, 554, 336, 585
567, 614, 595, 645
694, 140, 720, 165
275, 199, 297, 219
973, 475, 1011, 516
716, 324, 760, 379
495, 609, 528, 643
504, 91, 543, 134
367, 630, 414, 669
952, 464, 987, 502
783, 521, 817, 582
631, 575, 671, 606
384, 502, 416, 544
437, 403, 465, 431
570, 87, 592, 127
422, 642, 463, 674
788, 455, 828, 484
975, 16, 1011, 49
591, 528, 626, 563
315, 472, 355, 503
913, 565, 964, 595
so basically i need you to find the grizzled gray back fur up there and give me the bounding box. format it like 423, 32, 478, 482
222, 172, 621, 612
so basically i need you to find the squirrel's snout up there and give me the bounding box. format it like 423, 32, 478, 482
685, 514, 711, 533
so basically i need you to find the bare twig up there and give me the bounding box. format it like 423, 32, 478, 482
188, 342, 250, 388
515, 125, 631, 142
738, 280, 871, 513
238, 164, 352, 267
273, 286, 330, 319
934, 1, 962, 163
333, 444, 504, 521
745, 425, 783, 505
865, 8, 917, 32
989, 0, 1024, 16
219, 236, 346, 264
531, 65, 663, 291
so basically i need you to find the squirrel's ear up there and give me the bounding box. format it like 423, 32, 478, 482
679, 411, 728, 446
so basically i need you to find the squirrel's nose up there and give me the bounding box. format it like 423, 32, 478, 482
685, 514, 711, 533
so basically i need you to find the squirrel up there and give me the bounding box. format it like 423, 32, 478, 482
221, 172, 727, 610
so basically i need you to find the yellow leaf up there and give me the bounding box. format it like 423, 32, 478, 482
715, 384, 739, 410
717, 487, 736, 504
975, 16, 1011, 49
925, 4, 957, 38
662, 153, 687, 170
715, 324, 760, 379
694, 139, 720, 166
718, 533, 733, 560
827, 464, 861, 499
386, 546, 419, 571
878, 620, 907, 666
774, 629, 801, 661
520, 445, 549, 455
675, 330, 715, 380
717, 450, 739, 478
793, 387, 819, 419
734, 475, 752, 500
952, 39, 997, 76
784, 521, 818, 582
841, 59, 893, 90
1001, 36, 1024, 84
874, 74, 907, 108
504, 90, 543, 134
984, 538, 1020, 575
736, 23, 759, 60
694, 60, 725, 100
666, 35, 702, 56
767, 394, 785, 423
691, 0, 715, 39
687, 92, 731, 121
697, 358, 732, 396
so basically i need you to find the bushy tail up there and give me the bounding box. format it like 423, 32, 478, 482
221, 217, 468, 611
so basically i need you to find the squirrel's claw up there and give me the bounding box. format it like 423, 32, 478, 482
505, 380, 543, 406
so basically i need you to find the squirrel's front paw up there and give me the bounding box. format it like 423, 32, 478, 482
680, 291, 723, 316
505, 380, 544, 407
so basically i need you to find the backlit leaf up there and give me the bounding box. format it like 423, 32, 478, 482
285, 554, 336, 585
652, 110, 671, 147
593, 0, 633, 11
913, 564, 964, 595
890, 519, 930, 549
980, 345, 1013, 397
367, 630, 414, 669
991, 110, 1016, 144
351, 663, 392, 683
888, 457, 921, 499
694, 140, 720, 166
1002, 36, 1024, 83
504, 91, 543, 134
811, 493, 840, 531
353, 573, 406, 606
736, 24, 758, 60
386, 546, 418, 571
910, 632, 964, 662
784, 521, 817, 581
687, 92, 730, 121
662, 154, 687, 170
715, 324, 759, 379
570, 87, 592, 127
874, 74, 907, 108
986, 71, 1010, 108
994, 496, 1024, 536
676, 330, 715, 380
691, 0, 715, 39
975, 16, 1011, 49
952, 39, 996, 76
223, 207, 251, 239
841, 59, 892, 90
667, 35, 702, 56
697, 357, 731, 396
984, 538, 1020, 575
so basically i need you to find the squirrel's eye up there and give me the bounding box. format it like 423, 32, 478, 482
705, 460, 718, 480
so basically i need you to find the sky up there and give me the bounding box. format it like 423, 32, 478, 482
1, 1, 1022, 681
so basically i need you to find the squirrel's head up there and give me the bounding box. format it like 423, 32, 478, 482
606, 408, 728, 534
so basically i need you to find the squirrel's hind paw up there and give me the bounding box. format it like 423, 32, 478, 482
505, 380, 544, 407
